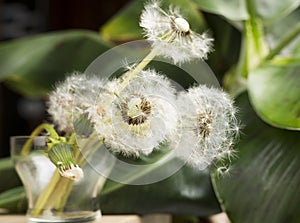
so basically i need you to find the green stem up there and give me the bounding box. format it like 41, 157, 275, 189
242, 0, 267, 75
20, 124, 60, 216
68, 133, 76, 144
118, 49, 157, 93
54, 135, 103, 211
264, 22, 300, 61
78, 144, 101, 167
21, 123, 59, 156
101, 152, 174, 196
236, 33, 248, 78
53, 178, 73, 212
74, 132, 98, 163
31, 170, 61, 217
246, 0, 262, 54
93, 160, 115, 197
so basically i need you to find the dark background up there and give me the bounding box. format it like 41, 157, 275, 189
0, 0, 128, 157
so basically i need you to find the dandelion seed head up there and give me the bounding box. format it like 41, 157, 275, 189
140, 0, 213, 64
197, 111, 213, 138
47, 72, 105, 132
175, 85, 239, 171
91, 69, 178, 157
121, 96, 151, 126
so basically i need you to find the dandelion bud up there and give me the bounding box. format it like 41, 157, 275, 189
47, 142, 84, 181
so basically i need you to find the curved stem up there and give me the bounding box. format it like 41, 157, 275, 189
19, 124, 60, 216
21, 123, 59, 156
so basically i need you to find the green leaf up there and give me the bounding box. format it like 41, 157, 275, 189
204, 14, 242, 76
0, 158, 22, 193
101, 166, 221, 216
93, 141, 220, 216
100, 0, 144, 42
191, 0, 248, 21
0, 187, 27, 214
212, 93, 300, 223
100, 0, 206, 43
192, 0, 300, 23
253, 0, 300, 24
248, 61, 300, 129
265, 8, 300, 58
0, 30, 110, 97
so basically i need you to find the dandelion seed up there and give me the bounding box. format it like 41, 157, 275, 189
175, 85, 239, 171
90, 69, 178, 157
59, 164, 84, 181
216, 165, 231, 177
140, 0, 213, 64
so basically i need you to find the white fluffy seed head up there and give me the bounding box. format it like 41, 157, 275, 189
174, 85, 239, 171
47, 72, 105, 132
90, 69, 179, 157
140, 0, 214, 64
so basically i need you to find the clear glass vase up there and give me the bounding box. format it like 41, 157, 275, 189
10, 136, 103, 223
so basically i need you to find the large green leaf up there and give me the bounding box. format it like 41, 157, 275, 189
248, 61, 300, 129
0, 187, 27, 214
192, 0, 300, 23
0, 30, 110, 97
100, 0, 144, 42
191, 0, 248, 21
212, 93, 300, 223
100, 166, 220, 216
265, 8, 300, 57
253, 0, 300, 24
100, 0, 206, 43
204, 14, 241, 76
